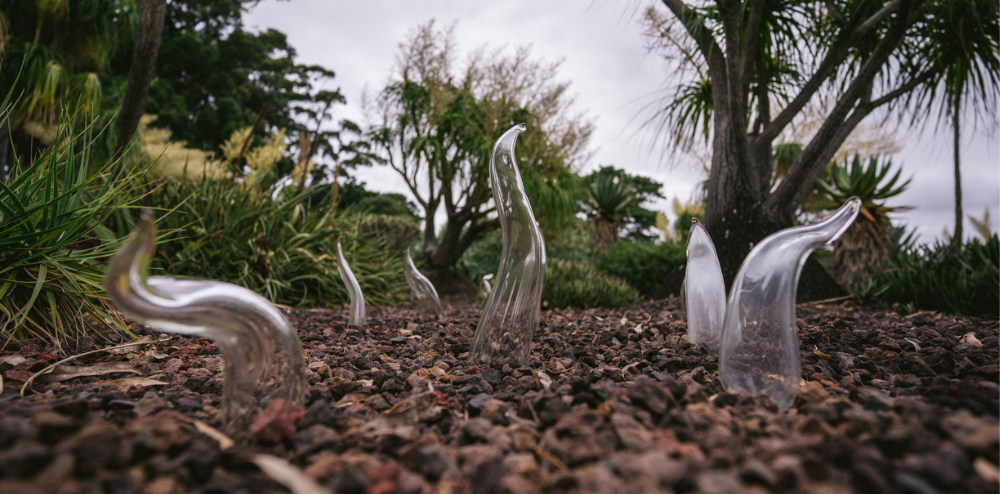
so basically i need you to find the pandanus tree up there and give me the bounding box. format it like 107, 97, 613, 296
582, 166, 665, 251
905, 0, 999, 244
643, 0, 992, 299
367, 21, 591, 295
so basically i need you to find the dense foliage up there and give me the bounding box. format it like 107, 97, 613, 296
597, 240, 686, 299
542, 259, 640, 310
135, 178, 412, 307
0, 117, 149, 347
860, 235, 999, 316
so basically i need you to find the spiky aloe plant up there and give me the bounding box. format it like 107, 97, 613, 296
812, 154, 911, 289
0, 114, 151, 351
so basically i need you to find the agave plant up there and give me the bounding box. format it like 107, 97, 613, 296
811, 154, 911, 289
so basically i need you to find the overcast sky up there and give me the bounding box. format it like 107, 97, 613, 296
244, 0, 999, 243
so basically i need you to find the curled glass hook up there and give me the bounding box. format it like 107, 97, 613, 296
684, 219, 726, 351
719, 198, 861, 409
336, 238, 366, 326
470, 124, 545, 366
479, 273, 494, 299
105, 214, 307, 434
404, 248, 442, 315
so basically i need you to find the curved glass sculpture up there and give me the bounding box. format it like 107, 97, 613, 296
479, 273, 494, 298
105, 216, 307, 433
470, 124, 545, 366
684, 219, 726, 350
404, 248, 442, 315
719, 198, 861, 409
336, 238, 366, 326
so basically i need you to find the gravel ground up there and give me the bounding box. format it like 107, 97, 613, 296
0, 298, 997, 494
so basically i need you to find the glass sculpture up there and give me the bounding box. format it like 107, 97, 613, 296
479, 273, 494, 298
684, 219, 726, 350
336, 238, 366, 326
719, 198, 861, 409
105, 215, 307, 433
404, 248, 442, 315
470, 124, 545, 366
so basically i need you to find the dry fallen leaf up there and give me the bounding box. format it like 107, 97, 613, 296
252, 454, 333, 494
37, 362, 141, 383
0, 354, 26, 366
345, 392, 443, 441
332, 392, 368, 408
903, 338, 921, 351
619, 316, 629, 326
112, 377, 168, 391
20, 335, 171, 396
535, 369, 553, 390
960, 332, 983, 348
973, 457, 1000, 483
813, 346, 832, 360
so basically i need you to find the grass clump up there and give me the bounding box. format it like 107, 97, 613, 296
859, 235, 999, 316
543, 259, 640, 309
597, 240, 685, 298
0, 121, 150, 349
139, 177, 413, 307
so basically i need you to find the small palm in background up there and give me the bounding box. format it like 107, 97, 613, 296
584, 173, 636, 251
811, 155, 911, 289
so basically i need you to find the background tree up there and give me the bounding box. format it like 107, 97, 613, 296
367, 21, 592, 294
643, 0, 996, 299
0, 0, 137, 175
115, 0, 166, 156
906, 0, 998, 245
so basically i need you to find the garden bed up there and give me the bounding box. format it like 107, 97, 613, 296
0, 298, 997, 493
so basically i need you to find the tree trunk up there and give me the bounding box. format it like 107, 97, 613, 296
115, 0, 167, 157
952, 93, 963, 245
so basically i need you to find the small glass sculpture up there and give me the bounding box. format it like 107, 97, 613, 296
105, 215, 307, 433
684, 219, 726, 350
479, 273, 494, 298
470, 124, 545, 366
719, 198, 861, 409
336, 238, 366, 326
404, 248, 442, 315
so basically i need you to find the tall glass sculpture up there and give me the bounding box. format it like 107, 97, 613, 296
336, 238, 366, 326
719, 198, 861, 409
684, 219, 726, 350
404, 248, 442, 315
470, 124, 545, 366
479, 273, 494, 298
105, 215, 307, 433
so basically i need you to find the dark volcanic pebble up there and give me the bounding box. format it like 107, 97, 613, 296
0, 298, 997, 493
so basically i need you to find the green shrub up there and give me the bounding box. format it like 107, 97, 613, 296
597, 240, 685, 298
858, 235, 999, 315
0, 122, 150, 347
137, 178, 410, 307
543, 259, 640, 309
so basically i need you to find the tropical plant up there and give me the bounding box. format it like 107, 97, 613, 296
581, 166, 665, 250
0, 113, 151, 349
137, 176, 408, 307
543, 259, 640, 309
968, 208, 993, 241
859, 235, 999, 316
597, 240, 686, 299
641, 0, 997, 301
906, 0, 999, 244
812, 154, 911, 289
367, 21, 592, 294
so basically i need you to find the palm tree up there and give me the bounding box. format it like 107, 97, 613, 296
908, 0, 999, 244
583, 173, 636, 251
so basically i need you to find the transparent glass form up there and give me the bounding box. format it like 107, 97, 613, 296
479, 273, 494, 298
404, 248, 442, 315
105, 216, 307, 433
336, 238, 366, 326
684, 219, 726, 351
719, 198, 861, 409
470, 124, 545, 366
